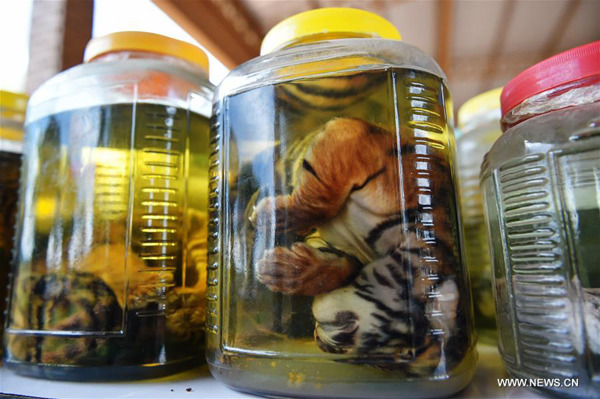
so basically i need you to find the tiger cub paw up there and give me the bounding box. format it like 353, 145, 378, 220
249, 195, 291, 230
258, 243, 356, 296
257, 243, 331, 296
257, 243, 320, 295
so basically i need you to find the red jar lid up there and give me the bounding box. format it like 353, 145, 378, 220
501, 41, 600, 116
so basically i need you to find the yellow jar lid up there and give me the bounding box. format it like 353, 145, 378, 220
84, 31, 209, 73
1, 90, 28, 113
261, 8, 402, 55
458, 87, 503, 130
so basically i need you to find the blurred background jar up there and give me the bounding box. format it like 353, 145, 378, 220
4, 32, 213, 381
456, 88, 503, 344
481, 41, 600, 398
208, 8, 476, 399
0, 90, 27, 349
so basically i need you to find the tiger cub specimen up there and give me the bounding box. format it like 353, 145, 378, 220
7, 211, 207, 367
251, 117, 465, 372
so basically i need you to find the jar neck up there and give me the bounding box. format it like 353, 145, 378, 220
501, 75, 600, 130
280, 32, 376, 51
89, 50, 206, 75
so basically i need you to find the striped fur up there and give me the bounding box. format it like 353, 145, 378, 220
6, 272, 122, 365
276, 73, 386, 114
7, 211, 207, 364
250, 117, 461, 372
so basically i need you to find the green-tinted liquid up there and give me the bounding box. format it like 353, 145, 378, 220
0, 150, 21, 352
208, 68, 476, 398
463, 219, 497, 341
5, 103, 209, 380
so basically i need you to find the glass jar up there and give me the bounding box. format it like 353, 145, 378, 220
4, 32, 213, 380
456, 88, 502, 343
0, 90, 28, 349
208, 8, 476, 398
481, 41, 600, 398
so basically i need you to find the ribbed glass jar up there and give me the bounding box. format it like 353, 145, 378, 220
207, 8, 476, 399
456, 88, 503, 343
0, 90, 28, 352
4, 32, 213, 381
481, 42, 600, 398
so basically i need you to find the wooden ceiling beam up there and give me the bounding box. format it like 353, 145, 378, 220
307, 0, 321, 9
479, 0, 516, 92
453, 51, 540, 80
26, 0, 94, 93
541, 0, 582, 59
153, 0, 263, 68
63, 0, 94, 71
436, 0, 454, 78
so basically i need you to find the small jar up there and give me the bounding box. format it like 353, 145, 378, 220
208, 8, 476, 398
4, 32, 213, 380
481, 41, 600, 398
456, 88, 503, 343
0, 91, 28, 348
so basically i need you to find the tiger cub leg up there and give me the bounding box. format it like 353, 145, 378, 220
257, 242, 361, 296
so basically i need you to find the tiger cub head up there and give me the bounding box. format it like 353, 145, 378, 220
312, 287, 429, 365
312, 283, 444, 374
314, 310, 358, 354
312, 285, 377, 355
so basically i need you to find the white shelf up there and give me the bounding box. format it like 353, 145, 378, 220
0, 344, 544, 399
0, 364, 251, 399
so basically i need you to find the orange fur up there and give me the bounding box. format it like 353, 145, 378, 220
251, 118, 456, 296
257, 243, 358, 296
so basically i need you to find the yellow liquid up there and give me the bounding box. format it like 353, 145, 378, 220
208, 68, 476, 398
6, 103, 209, 380
0, 149, 21, 351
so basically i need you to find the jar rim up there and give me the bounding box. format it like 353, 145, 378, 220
501, 41, 600, 117
84, 31, 209, 74
260, 8, 401, 55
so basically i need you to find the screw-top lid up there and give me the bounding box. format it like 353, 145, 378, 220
84, 31, 209, 73
261, 8, 401, 55
501, 41, 600, 116
458, 87, 502, 131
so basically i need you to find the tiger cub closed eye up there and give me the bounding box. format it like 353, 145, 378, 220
250, 117, 461, 372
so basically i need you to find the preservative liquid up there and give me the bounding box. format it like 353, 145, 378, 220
0, 150, 21, 349
5, 102, 209, 380
208, 67, 477, 398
